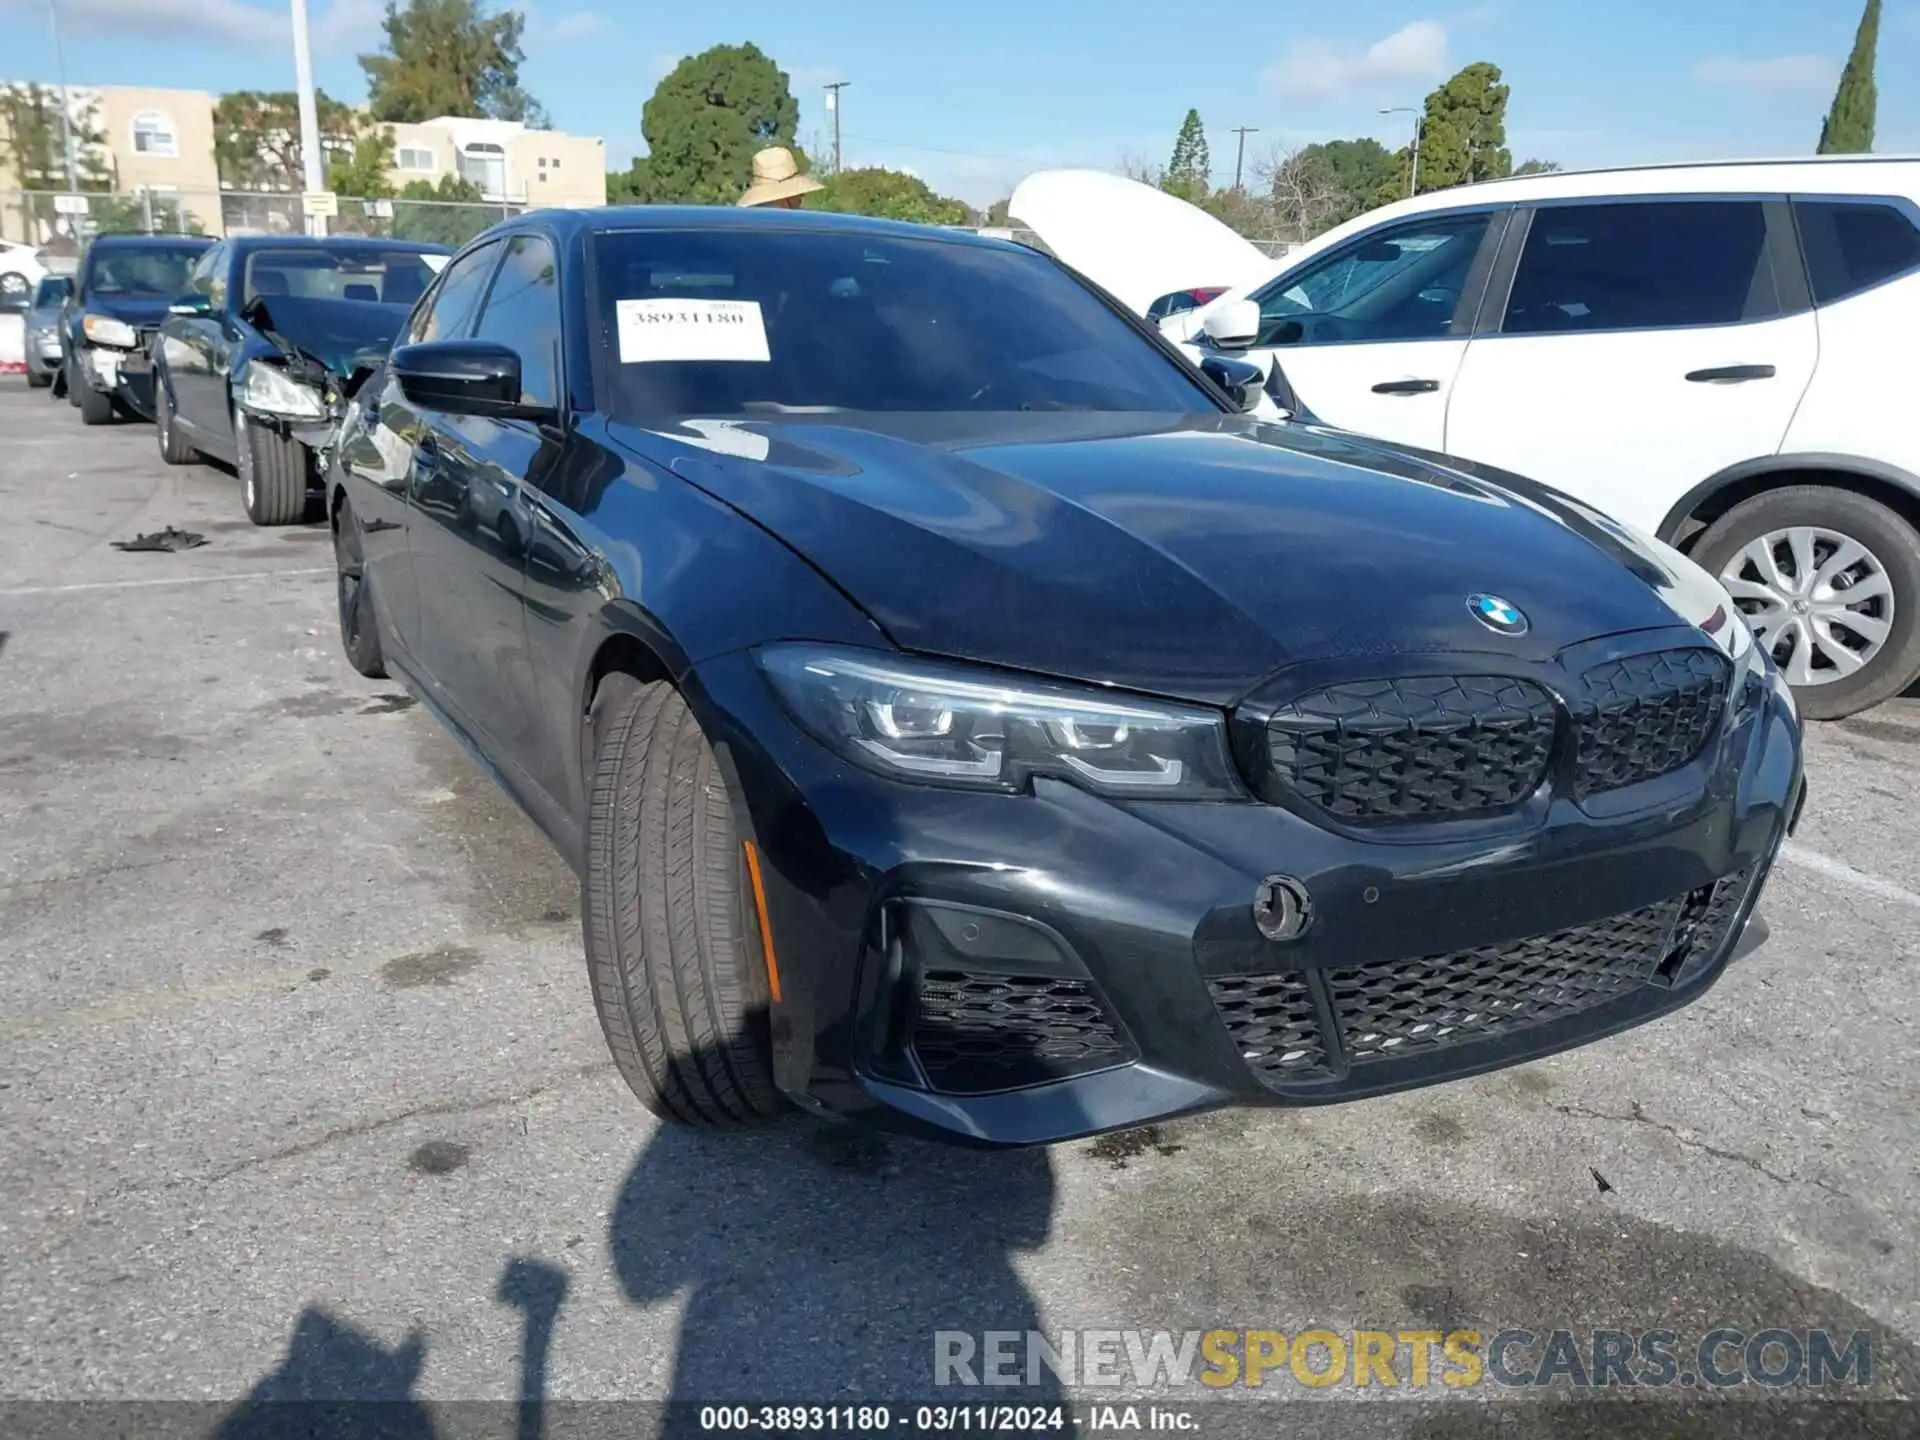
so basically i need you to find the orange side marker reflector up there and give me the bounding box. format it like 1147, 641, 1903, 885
741, 839, 784, 1005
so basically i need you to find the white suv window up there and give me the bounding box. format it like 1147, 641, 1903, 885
1502, 200, 1779, 335
1793, 199, 1920, 305
1252, 212, 1494, 347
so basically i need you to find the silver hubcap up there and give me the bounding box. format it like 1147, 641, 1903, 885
1719, 525, 1895, 688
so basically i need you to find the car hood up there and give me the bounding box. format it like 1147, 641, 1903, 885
1006, 170, 1273, 314
80, 295, 172, 328
613, 413, 1700, 705
243, 294, 412, 379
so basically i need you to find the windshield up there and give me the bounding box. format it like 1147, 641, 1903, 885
244, 248, 444, 309
84, 246, 204, 298
33, 276, 70, 307
593, 227, 1214, 417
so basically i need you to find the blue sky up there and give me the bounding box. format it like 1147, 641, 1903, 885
4, 0, 1918, 203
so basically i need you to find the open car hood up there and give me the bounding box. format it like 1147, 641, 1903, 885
243, 294, 412, 380
1006, 169, 1273, 314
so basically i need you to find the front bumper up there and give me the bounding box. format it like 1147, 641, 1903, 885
26, 329, 62, 378
77, 343, 156, 417
690, 642, 1804, 1148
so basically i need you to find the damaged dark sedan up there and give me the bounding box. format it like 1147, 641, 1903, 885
154, 235, 452, 524
329, 207, 1806, 1147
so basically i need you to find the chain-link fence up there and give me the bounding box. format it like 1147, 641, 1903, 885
3, 189, 525, 253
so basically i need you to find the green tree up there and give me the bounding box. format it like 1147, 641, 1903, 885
327, 128, 398, 199
0, 82, 112, 191
607, 156, 654, 204
638, 43, 802, 205
1379, 61, 1513, 203
1291, 137, 1397, 230
213, 90, 367, 190
360, 0, 544, 125
392, 172, 495, 245
806, 167, 969, 225
1166, 108, 1210, 202
1513, 158, 1561, 176
1818, 0, 1879, 154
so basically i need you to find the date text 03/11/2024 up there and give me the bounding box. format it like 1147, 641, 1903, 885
695, 1405, 1186, 1433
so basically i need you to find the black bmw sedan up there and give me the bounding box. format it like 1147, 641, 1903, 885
328, 205, 1805, 1147
154, 236, 452, 525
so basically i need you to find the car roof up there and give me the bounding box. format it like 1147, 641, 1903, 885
1409, 153, 1920, 208
226, 234, 453, 255
523, 203, 1020, 253
84, 232, 216, 248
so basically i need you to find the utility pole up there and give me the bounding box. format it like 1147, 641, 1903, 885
823, 81, 849, 173
291, 0, 327, 235
1230, 126, 1258, 192
45, 0, 79, 192
1380, 106, 1423, 198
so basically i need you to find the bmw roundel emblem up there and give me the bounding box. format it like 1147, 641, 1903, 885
1468, 593, 1529, 636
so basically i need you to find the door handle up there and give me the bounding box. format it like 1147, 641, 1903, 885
1685, 364, 1776, 383
1371, 379, 1441, 395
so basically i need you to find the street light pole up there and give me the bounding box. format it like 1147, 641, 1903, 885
823, 81, 849, 174
45, 0, 79, 192
1230, 126, 1259, 192
1380, 106, 1423, 198
290, 0, 327, 235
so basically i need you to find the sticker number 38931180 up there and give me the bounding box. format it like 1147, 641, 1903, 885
616, 298, 771, 365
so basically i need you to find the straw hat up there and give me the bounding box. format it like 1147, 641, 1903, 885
738, 146, 825, 207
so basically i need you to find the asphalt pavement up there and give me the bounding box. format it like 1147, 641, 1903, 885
2, 380, 1917, 1436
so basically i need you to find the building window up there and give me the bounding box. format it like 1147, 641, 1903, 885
551, 157, 560, 169
396, 146, 436, 172
539, 172, 548, 182
538, 157, 547, 168
457, 141, 507, 197
131, 111, 177, 158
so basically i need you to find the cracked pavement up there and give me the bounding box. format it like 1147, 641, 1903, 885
2, 381, 1918, 1432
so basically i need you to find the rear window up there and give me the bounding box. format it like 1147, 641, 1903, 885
1794, 199, 1920, 305
591, 226, 1212, 417
244, 248, 445, 309
1502, 201, 1777, 334
84, 244, 205, 298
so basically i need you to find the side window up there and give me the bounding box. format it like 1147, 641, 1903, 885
471, 233, 561, 407
187, 243, 225, 299
1794, 199, 1920, 305
1252, 212, 1493, 347
410, 240, 502, 344
1502, 201, 1776, 335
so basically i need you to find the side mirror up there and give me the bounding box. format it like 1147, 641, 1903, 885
392, 339, 550, 421
1200, 297, 1261, 351
1200, 354, 1266, 412
168, 291, 211, 316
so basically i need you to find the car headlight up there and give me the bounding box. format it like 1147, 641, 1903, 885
81, 314, 138, 348
240, 362, 327, 420
759, 645, 1244, 799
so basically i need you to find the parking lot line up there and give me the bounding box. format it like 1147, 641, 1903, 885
0, 566, 332, 599
1780, 840, 1920, 912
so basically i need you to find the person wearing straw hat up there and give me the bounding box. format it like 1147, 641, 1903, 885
738, 146, 825, 209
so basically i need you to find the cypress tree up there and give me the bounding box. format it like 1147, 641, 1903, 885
1817, 0, 1880, 154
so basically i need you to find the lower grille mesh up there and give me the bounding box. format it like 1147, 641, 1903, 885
912, 970, 1133, 1095
1211, 867, 1758, 1087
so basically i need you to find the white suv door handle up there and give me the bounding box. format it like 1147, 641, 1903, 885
1685, 364, 1776, 383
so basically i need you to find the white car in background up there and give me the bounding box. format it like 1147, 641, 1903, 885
0, 240, 50, 306
1009, 158, 1920, 719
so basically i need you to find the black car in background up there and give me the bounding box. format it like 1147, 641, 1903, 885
61, 232, 214, 424
153, 236, 452, 525
25, 273, 72, 388
329, 206, 1803, 1147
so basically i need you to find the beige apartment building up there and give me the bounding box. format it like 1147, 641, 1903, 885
2, 81, 605, 243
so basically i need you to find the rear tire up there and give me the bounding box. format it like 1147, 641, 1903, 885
237, 406, 310, 526
1692, 485, 1920, 720
582, 676, 787, 1127
64, 357, 80, 406
155, 377, 198, 464
333, 498, 387, 679
77, 375, 114, 425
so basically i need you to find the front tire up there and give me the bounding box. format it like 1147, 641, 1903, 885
26, 368, 50, 389
333, 498, 387, 679
582, 677, 786, 1127
155, 376, 198, 464
64, 357, 81, 407
1694, 485, 1920, 720
236, 405, 310, 526
77, 373, 114, 425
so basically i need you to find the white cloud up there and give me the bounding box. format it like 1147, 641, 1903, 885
1693, 54, 1836, 93
1264, 21, 1449, 101
7, 0, 383, 53
547, 10, 609, 42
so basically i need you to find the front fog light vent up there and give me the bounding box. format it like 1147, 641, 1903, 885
1253, 875, 1312, 942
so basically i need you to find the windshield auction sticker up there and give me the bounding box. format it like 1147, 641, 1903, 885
616, 298, 770, 364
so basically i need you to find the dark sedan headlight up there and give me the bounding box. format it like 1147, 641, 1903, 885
81, 314, 138, 349
239, 362, 328, 421
760, 645, 1244, 799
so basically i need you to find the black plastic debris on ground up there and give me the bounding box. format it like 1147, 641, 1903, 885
111, 526, 207, 552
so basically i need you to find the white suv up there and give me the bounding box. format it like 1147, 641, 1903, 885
1012, 159, 1920, 719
